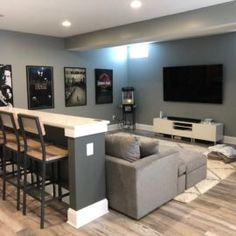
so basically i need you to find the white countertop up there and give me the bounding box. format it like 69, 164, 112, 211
0, 107, 110, 138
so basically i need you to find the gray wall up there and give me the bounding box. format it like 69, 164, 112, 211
127, 32, 236, 136
1, 29, 236, 136
0, 30, 127, 122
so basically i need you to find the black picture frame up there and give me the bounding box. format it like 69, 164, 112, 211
95, 69, 113, 104
26, 65, 54, 110
64, 67, 87, 107
0, 64, 14, 107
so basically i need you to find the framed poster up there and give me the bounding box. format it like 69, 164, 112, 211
26, 66, 54, 110
95, 69, 113, 104
0, 64, 14, 107
64, 67, 87, 107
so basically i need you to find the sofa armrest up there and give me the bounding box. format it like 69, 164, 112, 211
106, 152, 179, 219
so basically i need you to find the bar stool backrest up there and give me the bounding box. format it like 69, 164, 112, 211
18, 113, 46, 160
18, 115, 45, 136
0, 111, 19, 130
0, 111, 21, 151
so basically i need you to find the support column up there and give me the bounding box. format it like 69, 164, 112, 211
67, 132, 108, 228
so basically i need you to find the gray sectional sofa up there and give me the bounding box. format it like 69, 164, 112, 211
105, 134, 207, 219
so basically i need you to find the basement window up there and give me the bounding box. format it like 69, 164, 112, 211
129, 43, 149, 59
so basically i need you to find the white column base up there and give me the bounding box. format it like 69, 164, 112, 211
67, 199, 109, 229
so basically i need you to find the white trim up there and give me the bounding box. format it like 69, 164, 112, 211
223, 136, 236, 145
136, 123, 154, 132
65, 122, 108, 138
67, 199, 109, 229
108, 123, 120, 131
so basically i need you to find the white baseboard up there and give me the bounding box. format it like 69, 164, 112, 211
108, 123, 120, 131
67, 199, 109, 229
136, 123, 154, 132
223, 136, 236, 145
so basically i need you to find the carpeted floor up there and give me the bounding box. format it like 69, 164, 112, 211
114, 131, 236, 203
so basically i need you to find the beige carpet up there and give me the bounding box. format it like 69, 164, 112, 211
114, 132, 236, 203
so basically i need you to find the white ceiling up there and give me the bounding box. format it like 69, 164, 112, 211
0, 0, 234, 38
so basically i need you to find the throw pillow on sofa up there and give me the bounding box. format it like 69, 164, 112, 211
138, 139, 159, 158
105, 134, 140, 162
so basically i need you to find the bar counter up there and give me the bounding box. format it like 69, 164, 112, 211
0, 107, 110, 228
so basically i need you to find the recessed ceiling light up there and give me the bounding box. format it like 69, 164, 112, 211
130, 0, 142, 9
62, 20, 71, 27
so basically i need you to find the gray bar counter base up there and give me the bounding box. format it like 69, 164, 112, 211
68, 133, 106, 210
67, 133, 108, 228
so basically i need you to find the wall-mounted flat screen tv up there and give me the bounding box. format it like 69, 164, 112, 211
163, 64, 223, 104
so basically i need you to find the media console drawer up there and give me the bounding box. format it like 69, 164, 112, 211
153, 118, 172, 135
192, 123, 223, 142
153, 118, 223, 143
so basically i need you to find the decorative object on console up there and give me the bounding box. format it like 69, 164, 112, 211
95, 68, 113, 104
64, 67, 87, 107
204, 118, 213, 124
159, 110, 163, 118
0, 64, 13, 107
26, 66, 54, 110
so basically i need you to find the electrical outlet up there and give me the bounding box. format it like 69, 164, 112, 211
86, 143, 94, 156
112, 115, 116, 120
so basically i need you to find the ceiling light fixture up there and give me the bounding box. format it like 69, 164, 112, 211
62, 20, 71, 27
130, 0, 142, 9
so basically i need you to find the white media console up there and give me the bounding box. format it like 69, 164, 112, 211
153, 117, 223, 143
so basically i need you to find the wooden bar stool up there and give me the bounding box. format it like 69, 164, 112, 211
18, 113, 69, 229
0, 111, 24, 210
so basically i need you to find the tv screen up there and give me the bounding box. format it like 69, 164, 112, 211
163, 64, 223, 104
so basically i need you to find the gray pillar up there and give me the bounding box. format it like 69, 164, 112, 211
68, 133, 106, 211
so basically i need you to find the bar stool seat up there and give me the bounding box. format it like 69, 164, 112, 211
5, 134, 41, 152
26, 144, 68, 162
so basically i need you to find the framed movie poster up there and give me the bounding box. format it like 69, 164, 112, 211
26, 66, 54, 110
64, 67, 87, 107
0, 64, 14, 107
95, 69, 113, 104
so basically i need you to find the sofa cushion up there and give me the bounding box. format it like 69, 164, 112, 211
139, 139, 159, 158
178, 150, 207, 174
105, 134, 140, 162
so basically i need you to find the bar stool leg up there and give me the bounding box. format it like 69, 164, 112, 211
51, 163, 56, 198
35, 161, 40, 188
11, 153, 15, 175
23, 154, 27, 215
40, 162, 46, 229
57, 161, 62, 200
16, 152, 21, 210
2, 146, 6, 200
0, 146, 3, 172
